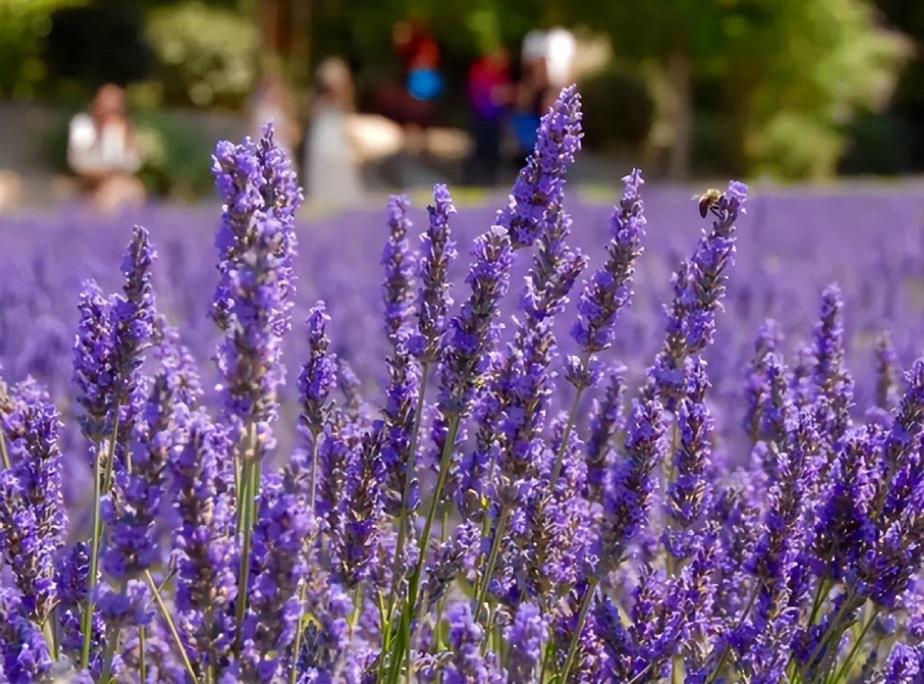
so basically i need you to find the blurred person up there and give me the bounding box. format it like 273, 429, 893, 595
544, 27, 576, 88
374, 20, 444, 149
67, 83, 145, 212
305, 57, 363, 206
465, 46, 512, 185
512, 30, 551, 162
249, 73, 300, 163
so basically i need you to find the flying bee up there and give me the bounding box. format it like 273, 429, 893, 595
695, 188, 724, 218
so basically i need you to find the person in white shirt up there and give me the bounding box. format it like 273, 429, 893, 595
68, 83, 145, 211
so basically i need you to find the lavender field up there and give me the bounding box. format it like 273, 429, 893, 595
1, 89, 924, 683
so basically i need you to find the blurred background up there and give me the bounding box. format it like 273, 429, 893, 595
0, 0, 922, 211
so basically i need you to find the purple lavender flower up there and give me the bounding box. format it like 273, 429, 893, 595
496, 85, 582, 249
522, 205, 587, 324
811, 426, 877, 580
603, 393, 667, 565
437, 226, 513, 417
650, 181, 747, 402
242, 467, 316, 681
171, 410, 238, 675
73, 279, 116, 443
211, 126, 300, 434
810, 283, 854, 444
422, 520, 480, 610
883, 643, 920, 683
102, 366, 187, 580
442, 602, 503, 683
55, 542, 103, 664
585, 363, 627, 504
571, 169, 646, 356
0, 379, 65, 622
298, 302, 338, 439
154, 317, 203, 408
381, 331, 421, 516
333, 431, 385, 588
506, 603, 548, 681
412, 183, 457, 362
110, 225, 157, 429
381, 194, 415, 346
664, 357, 715, 560
0, 587, 52, 684
742, 319, 783, 441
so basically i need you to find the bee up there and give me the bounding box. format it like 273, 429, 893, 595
696, 189, 724, 218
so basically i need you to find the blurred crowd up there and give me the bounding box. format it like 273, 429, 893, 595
65, 23, 578, 212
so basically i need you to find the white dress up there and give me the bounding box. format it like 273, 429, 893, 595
306, 105, 363, 206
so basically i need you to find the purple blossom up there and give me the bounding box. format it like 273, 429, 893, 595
495, 85, 583, 249
506, 602, 547, 681
571, 169, 646, 355
212, 125, 300, 433
585, 363, 627, 504
170, 410, 238, 675
649, 181, 747, 402
242, 466, 316, 681
742, 319, 783, 441
298, 302, 338, 439
603, 394, 667, 565
0, 379, 65, 622
664, 357, 715, 560
412, 183, 457, 362
0, 587, 52, 684
381, 194, 415, 346
437, 226, 513, 417
442, 602, 503, 683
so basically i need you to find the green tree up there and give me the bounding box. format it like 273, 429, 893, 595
558, 0, 906, 178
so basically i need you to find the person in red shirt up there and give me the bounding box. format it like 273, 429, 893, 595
465, 46, 512, 185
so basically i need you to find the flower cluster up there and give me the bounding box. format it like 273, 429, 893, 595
2, 88, 924, 684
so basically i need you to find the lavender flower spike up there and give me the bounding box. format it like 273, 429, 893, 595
0, 587, 52, 683
442, 602, 504, 683
649, 180, 747, 402
437, 226, 514, 417
665, 357, 715, 560
211, 125, 301, 434
571, 168, 646, 355
603, 393, 667, 565
110, 224, 157, 429
496, 84, 583, 249
412, 183, 457, 363
0, 379, 66, 623
382, 194, 415, 346
298, 302, 338, 440
171, 411, 238, 676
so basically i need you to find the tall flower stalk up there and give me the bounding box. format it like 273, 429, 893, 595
210, 124, 301, 651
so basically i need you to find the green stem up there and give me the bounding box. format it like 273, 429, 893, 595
350, 584, 364, 632
234, 426, 261, 654
139, 625, 147, 682
549, 353, 591, 488
388, 414, 460, 684
387, 363, 431, 621
473, 506, 510, 624
0, 430, 10, 470
80, 441, 103, 670
144, 569, 198, 682
800, 590, 858, 680
289, 583, 309, 684
827, 608, 877, 684
100, 579, 129, 682
559, 576, 600, 683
